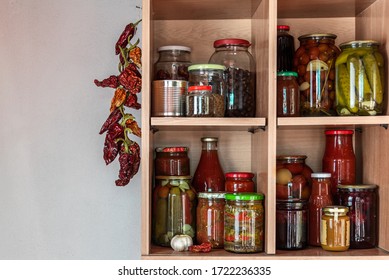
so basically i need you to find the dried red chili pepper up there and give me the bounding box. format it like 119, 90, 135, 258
115, 141, 140, 186
125, 119, 142, 138
94, 75, 119, 89
103, 123, 124, 165
115, 19, 142, 55
129, 46, 142, 68
188, 242, 212, 253
99, 108, 122, 135
110, 88, 127, 112
124, 92, 141, 110
118, 63, 142, 94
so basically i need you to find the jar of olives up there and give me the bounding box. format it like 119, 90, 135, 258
154, 45, 192, 81
294, 34, 340, 116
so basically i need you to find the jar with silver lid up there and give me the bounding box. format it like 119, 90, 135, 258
154, 45, 192, 81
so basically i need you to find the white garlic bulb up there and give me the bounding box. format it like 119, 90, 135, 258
170, 234, 193, 252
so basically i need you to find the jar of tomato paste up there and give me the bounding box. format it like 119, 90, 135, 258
225, 172, 255, 192
155, 147, 190, 176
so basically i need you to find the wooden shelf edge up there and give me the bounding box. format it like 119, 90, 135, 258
277, 116, 389, 127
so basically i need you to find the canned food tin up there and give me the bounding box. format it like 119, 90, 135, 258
152, 80, 187, 116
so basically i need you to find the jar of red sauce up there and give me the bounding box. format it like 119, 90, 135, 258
322, 129, 356, 196
155, 147, 190, 176
225, 172, 255, 192
277, 71, 300, 117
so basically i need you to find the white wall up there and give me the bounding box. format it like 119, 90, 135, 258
0, 0, 142, 259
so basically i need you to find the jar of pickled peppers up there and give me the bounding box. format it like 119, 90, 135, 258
320, 205, 350, 251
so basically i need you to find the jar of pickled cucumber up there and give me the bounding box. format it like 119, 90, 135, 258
152, 176, 197, 246
335, 40, 385, 116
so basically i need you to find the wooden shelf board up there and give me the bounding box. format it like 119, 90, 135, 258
277, 116, 389, 128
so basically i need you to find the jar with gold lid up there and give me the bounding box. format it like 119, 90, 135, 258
320, 205, 350, 251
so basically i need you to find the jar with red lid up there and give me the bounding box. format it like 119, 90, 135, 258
277, 71, 300, 117
322, 129, 356, 196
186, 85, 215, 117
277, 25, 295, 72
225, 172, 255, 192
155, 147, 190, 176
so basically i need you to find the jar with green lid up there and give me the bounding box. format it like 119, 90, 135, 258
152, 176, 197, 246
335, 40, 385, 116
277, 71, 300, 117
320, 205, 350, 251
224, 192, 264, 253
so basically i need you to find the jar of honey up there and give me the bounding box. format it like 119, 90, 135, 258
225, 172, 255, 192
320, 205, 350, 251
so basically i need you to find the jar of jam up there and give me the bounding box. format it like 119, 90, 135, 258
277, 71, 300, 117
154, 45, 191, 80
196, 192, 225, 248
209, 38, 256, 117
322, 129, 356, 196
336, 40, 385, 116
276, 155, 313, 200
155, 147, 190, 176
308, 173, 333, 246
276, 199, 308, 250
152, 176, 196, 246
294, 33, 340, 116
225, 172, 255, 192
277, 25, 295, 72
337, 184, 378, 249
224, 193, 264, 253
186, 85, 215, 117
321, 205, 350, 251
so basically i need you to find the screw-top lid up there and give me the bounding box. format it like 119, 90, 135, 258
213, 38, 251, 48
323, 205, 349, 215
225, 172, 254, 179
298, 33, 337, 41
188, 85, 212, 92
277, 71, 298, 77
201, 137, 218, 142
339, 40, 379, 50
158, 45, 191, 52
198, 192, 226, 199
225, 192, 264, 201
311, 172, 332, 178
155, 147, 189, 153
277, 25, 290, 31
337, 184, 377, 190
188, 64, 226, 71
325, 129, 354, 135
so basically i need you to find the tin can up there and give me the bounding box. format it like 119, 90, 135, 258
152, 80, 187, 116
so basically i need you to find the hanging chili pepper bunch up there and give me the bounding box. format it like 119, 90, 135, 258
94, 19, 142, 187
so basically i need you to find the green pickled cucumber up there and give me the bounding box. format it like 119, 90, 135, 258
154, 198, 167, 243
347, 54, 372, 99
337, 63, 358, 113
363, 53, 383, 104
168, 193, 182, 236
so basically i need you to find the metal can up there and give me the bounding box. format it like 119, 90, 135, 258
155, 147, 190, 176
152, 80, 187, 116
277, 71, 300, 117
320, 205, 350, 251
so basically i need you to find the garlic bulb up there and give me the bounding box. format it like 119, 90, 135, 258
170, 234, 193, 252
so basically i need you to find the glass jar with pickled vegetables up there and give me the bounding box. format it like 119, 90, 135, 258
155, 147, 190, 176
224, 193, 264, 253
152, 176, 197, 246
225, 172, 255, 193
154, 45, 191, 80
293, 34, 340, 116
320, 205, 350, 251
335, 40, 385, 116
276, 155, 313, 200
196, 192, 225, 248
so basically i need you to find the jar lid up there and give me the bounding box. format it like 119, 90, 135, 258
213, 38, 251, 48
325, 129, 354, 135
155, 176, 192, 180
337, 184, 378, 190
225, 172, 254, 179
225, 192, 264, 201
311, 172, 331, 178
277, 71, 298, 77
339, 40, 380, 50
277, 25, 290, 31
188, 64, 226, 71
155, 147, 189, 153
323, 205, 349, 215
188, 85, 212, 92
298, 33, 337, 41
276, 155, 307, 160
276, 199, 307, 209
201, 137, 218, 142
198, 192, 226, 199
158, 45, 191, 52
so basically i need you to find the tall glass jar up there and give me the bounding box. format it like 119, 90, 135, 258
320, 205, 350, 251
294, 34, 340, 116
192, 137, 225, 192
335, 40, 385, 116
196, 192, 225, 248
277, 25, 295, 72
322, 129, 356, 196
152, 176, 196, 246
209, 38, 256, 117
277, 71, 300, 117
308, 173, 333, 246
337, 184, 378, 249
225, 172, 255, 193
154, 45, 191, 81
224, 193, 264, 253
155, 147, 190, 176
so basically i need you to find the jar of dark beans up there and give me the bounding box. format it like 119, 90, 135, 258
209, 38, 256, 117
186, 85, 214, 117
154, 45, 192, 81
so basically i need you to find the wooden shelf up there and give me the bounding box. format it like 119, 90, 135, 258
277, 116, 389, 128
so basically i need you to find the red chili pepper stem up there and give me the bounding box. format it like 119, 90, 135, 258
119, 46, 130, 70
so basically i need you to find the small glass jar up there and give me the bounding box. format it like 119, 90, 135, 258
225, 172, 255, 192
224, 193, 264, 253
294, 33, 340, 116
276, 155, 313, 200
152, 176, 197, 246
337, 184, 378, 249
209, 38, 256, 117
276, 199, 308, 250
186, 85, 214, 117
335, 40, 385, 116
155, 147, 190, 176
154, 45, 191, 81
277, 71, 300, 117
277, 25, 295, 72
320, 205, 350, 251
196, 192, 225, 248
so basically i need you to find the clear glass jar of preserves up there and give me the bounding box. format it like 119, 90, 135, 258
294, 34, 340, 116
320, 205, 350, 251
209, 38, 256, 117
186, 85, 214, 117
335, 40, 385, 116
155, 147, 190, 176
337, 184, 378, 249
152, 176, 196, 246
277, 25, 295, 72
225, 172, 255, 193
154, 45, 191, 81
196, 192, 225, 248
277, 71, 300, 117
276, 199, 308, 250
224, 193, 264, 253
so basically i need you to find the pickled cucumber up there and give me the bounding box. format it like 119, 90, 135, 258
168, 193, 182, 236
154, 198, 167, 244
362, 53, 383, 104
337, 63, 358, 113
347, 54, 372, 99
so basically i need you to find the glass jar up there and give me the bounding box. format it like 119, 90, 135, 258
225, 172, 255, 193
335, 40, 385, 116
209, 38, 256, 117
276, 199, 308, 250
154, 45, 191, 81
321, 205, 350, 251
277, 25, 295, 72
152, 176, 196, 246
294, 34, 340, 116
155, 147, 190, 176
276, 155, 313, 200
277, 71, 300, 117
186, 85, 214, 117
192, 137, 225, 192
308, 173, 333, 246
224, 193, 264, 253
337, 184, 378, 249
196, 192, 225, 248
322, 129, 356, 196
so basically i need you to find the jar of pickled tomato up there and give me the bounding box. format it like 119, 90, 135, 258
320, 205, 350, 251
225, 172, 255, 192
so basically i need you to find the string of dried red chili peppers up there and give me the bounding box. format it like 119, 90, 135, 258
94, 19, 142, 187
